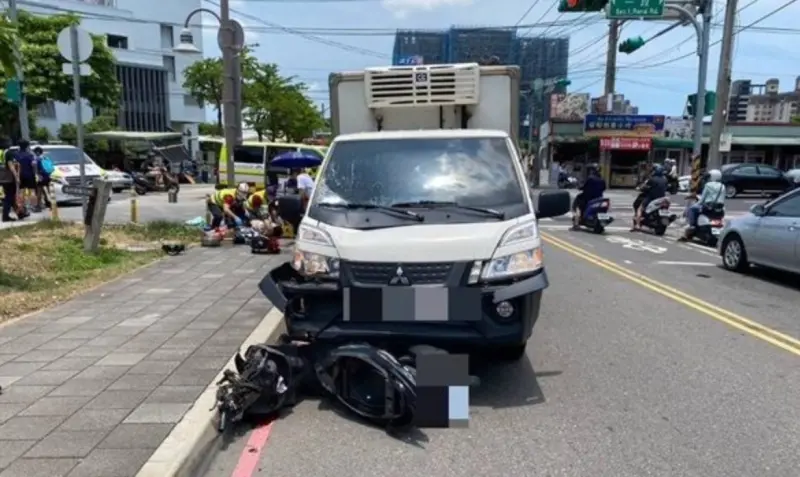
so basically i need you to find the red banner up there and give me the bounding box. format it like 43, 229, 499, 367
599, 137, 651, 151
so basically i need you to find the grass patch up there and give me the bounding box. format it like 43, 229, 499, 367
0, 220, 201, 323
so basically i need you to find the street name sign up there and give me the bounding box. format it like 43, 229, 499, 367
608, 0, 664, 18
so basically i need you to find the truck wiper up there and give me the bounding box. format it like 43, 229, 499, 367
391, 200, 505, 219
316, 202, 424, 221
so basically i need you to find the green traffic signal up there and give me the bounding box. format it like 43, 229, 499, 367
557, 0, 608, 12
687, 91, 717, 117
618, 36, 646, 54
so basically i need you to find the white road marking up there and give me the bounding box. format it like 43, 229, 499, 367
656, 261, 716, 266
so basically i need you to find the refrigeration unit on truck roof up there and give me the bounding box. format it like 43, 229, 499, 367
364, 63, 480, 108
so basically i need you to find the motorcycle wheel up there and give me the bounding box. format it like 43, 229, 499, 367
593, 223, 605, 234
707, 237, 718, 248
134, 185, 147, 195
654, 225, 667, 236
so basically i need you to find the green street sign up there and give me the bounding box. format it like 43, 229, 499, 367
608, 0, 664, 18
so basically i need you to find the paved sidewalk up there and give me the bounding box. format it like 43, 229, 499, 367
0, 245, 282, 477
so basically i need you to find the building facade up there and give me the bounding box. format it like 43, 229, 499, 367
728, 77, 800, 123
391, 27, 569, 143
26, 0, 205, 136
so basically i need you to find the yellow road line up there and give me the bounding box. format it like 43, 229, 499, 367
541, 232, 800, 357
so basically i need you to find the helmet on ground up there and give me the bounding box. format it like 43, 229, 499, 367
236, 182, 250, 201
652, 164, 665, 176
707, 169, 722, 182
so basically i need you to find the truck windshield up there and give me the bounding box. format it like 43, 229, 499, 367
313, 137, 525, 209
44, 148, 94, 165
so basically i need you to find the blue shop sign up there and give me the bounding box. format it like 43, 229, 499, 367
583, 114, 665, 137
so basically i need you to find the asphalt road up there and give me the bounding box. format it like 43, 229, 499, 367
199, 210, 800, 477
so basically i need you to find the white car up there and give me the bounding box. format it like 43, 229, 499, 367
107, 170, 133, 193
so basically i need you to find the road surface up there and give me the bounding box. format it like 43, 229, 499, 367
198, 200, 800, 477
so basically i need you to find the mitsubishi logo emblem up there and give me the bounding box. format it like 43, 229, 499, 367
388, 265, 410, 286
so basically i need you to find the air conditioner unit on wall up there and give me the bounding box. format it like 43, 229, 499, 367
365, 63, 480, 109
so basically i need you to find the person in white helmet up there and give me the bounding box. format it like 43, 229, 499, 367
681, 168, 724, 240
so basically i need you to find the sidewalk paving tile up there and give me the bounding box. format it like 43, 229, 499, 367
0, 246, 282, 474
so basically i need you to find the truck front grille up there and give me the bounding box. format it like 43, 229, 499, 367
346, 261, 454, 285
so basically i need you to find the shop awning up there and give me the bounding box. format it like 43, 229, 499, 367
549, 135, 597, 144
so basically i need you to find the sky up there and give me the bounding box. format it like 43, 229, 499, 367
198, 0, 799, 120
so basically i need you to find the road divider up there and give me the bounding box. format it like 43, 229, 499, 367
541, 232, 800, 357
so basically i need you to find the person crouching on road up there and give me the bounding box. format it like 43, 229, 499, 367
207, 182, 249, 229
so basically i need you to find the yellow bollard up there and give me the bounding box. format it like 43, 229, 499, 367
129, 187, 138, 223
49, 183, 59, 220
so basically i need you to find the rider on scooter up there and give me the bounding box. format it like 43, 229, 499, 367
571, 163, 606, 230
632, 164, 668, 231
679, 169, 724, 241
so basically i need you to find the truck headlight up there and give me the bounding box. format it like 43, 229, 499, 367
498, 220, 538, 246
292, 249, 340, 278
298, 224, 334, 246
481, 248, 543, 281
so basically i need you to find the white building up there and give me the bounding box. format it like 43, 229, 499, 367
743, 78, 800, 123
22, 0, 206, 137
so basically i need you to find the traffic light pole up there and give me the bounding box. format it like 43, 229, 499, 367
8, 0, 30, 140
690, 0, 712, 193
707, 0, 738, 170
604, 20, 620, 99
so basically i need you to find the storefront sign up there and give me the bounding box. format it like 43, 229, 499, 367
664, 116, 693, 140
584, 114, 665, 137
600, 137, 652, 151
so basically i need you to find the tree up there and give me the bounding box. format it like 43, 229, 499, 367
181, 47, 259, 131
0, 12, 121, 139
244, 63, 324, 142
198, 122, 222, 136
56, 115, 118, 153
0, 14, 17, 76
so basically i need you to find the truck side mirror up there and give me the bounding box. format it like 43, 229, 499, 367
536, 190, 570, 219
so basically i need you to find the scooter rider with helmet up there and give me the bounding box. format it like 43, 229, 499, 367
207, 182, 250, 229
632, 164, 668, 231
571, 162, 606, 230
679, 168, 724, 241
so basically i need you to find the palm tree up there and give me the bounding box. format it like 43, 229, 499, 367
0, 14, 18, 76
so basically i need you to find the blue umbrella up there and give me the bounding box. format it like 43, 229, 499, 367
271, 151, 322, 169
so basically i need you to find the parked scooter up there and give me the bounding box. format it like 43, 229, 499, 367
132, 167, 180, 195
577, 197, 614, 234
639, 197, 677, 236
685, 203, 725, 247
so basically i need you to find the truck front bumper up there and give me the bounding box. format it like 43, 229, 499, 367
259, 262, 548, 350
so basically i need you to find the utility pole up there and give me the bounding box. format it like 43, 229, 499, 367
604, 20, 620, 101
220, 0, 240, 187
690, 0, 712, 194
8, 0, 30, 140
707, 0, 738, 170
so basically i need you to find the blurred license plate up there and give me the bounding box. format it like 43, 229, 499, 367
711, 228, 721, 235
597, 213, 609, 220
658, 210, 670, 216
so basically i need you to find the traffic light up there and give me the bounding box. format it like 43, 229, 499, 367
618, 37, 645, 54
686, 91, 717, 117
557, 0, 608, 12
5, 79, 21, 104
556, 79, 572, 87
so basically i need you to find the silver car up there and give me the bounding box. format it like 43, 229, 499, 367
718, 188, 800, 273
107, 170, 133, 193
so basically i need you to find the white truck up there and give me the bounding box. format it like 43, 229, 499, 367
261, 63, 569, 361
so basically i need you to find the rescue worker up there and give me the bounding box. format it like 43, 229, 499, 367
244, 188, 270, 220
207, 182, 249, 229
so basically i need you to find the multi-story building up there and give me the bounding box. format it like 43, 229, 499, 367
744, 78, 800, 123
391, 27, 569, 142
23, 0, 205, 136
728, 77, 800, 123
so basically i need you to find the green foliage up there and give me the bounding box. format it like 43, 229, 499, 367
198, 122, 222, 136
182, 48, 322, 142
57, 114, 119, 153
0, 14, 17, 77
31, 126, 50, 142
0, 12, 121, 139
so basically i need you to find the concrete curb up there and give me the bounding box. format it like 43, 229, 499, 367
135, 307, 285, 477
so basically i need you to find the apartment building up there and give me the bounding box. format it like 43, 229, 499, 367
728, 77, 800, 123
